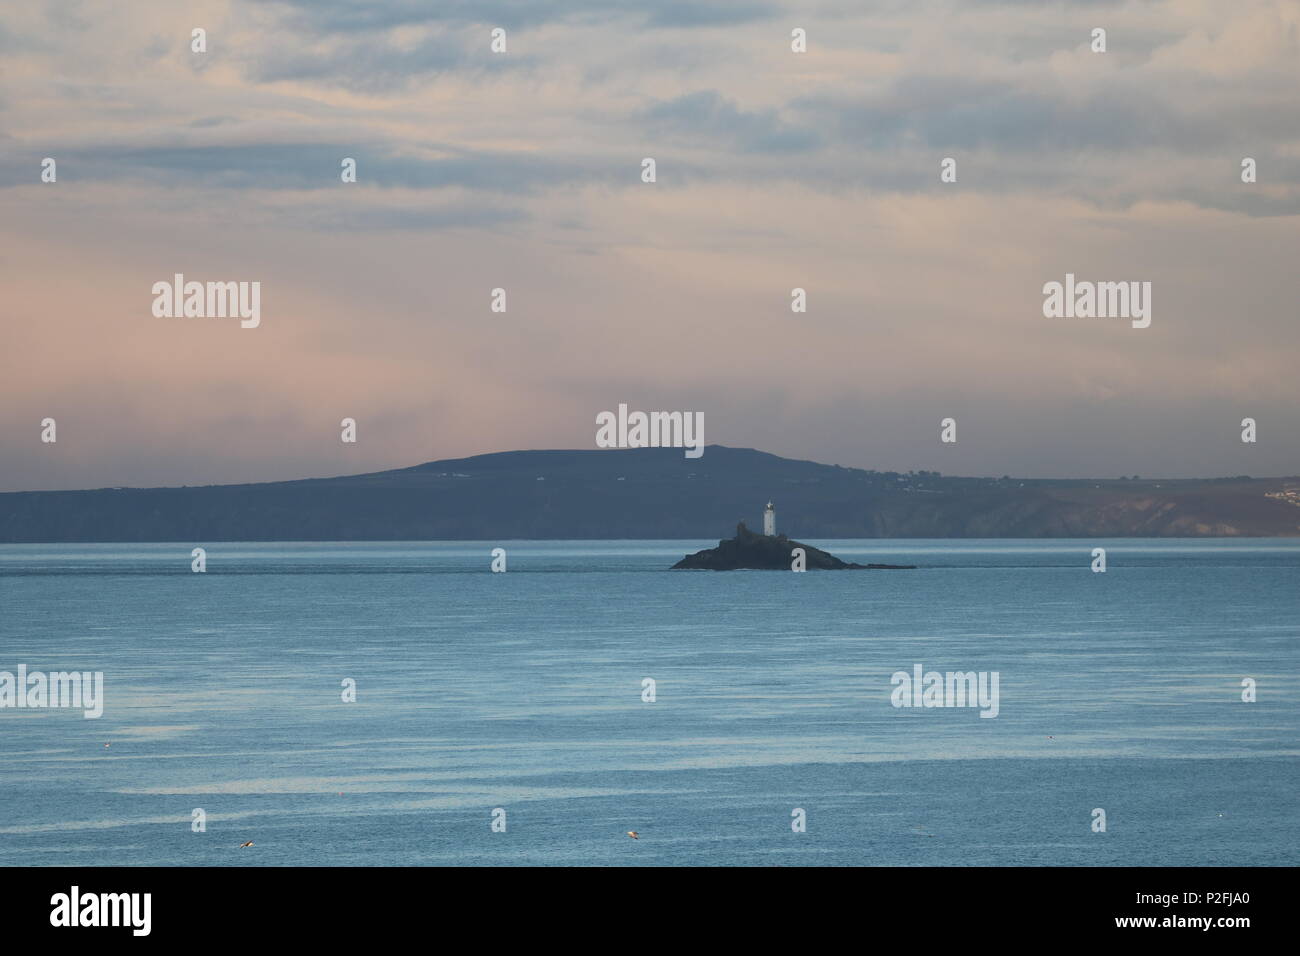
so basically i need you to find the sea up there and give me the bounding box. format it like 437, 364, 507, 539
0, 539, 1296, 867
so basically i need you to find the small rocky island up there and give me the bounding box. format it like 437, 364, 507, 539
672, 520, 916, 571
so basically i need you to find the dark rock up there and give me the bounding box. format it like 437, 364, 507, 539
671, 521, 916, 571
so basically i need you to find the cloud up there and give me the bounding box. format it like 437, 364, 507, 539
0, 142, 616, 195
639, 91, 821, 153
251, 0, 781, 33
0, 0, 1297, 489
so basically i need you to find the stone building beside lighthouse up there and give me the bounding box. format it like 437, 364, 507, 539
763, 501, 776, 536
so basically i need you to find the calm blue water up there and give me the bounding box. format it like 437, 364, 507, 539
1, 539, 1296, 866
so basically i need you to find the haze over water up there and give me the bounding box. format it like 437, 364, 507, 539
1, 539, 1296, 866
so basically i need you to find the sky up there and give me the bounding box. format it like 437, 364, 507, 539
2, 0, 1298, 491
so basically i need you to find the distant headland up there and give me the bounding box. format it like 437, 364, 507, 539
1, 446, 1297, 543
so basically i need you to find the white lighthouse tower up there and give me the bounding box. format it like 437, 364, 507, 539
763, 500, 776, 536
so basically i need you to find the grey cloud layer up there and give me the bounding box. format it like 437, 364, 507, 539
5, 0, 1293, 217
252, 0, 780, 33
2, 0, 1297, 488
12, 0, 1234, 226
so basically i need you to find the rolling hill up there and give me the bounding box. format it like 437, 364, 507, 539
1, 446, 1297, 542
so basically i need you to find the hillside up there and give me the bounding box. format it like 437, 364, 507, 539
1, 446, 1297, 542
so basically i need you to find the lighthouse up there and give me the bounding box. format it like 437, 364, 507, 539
763, 501, 775, 536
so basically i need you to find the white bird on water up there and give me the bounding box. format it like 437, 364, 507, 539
626, 831, 639, 840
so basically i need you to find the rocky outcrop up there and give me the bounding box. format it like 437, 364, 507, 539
671, 522, 916, 570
